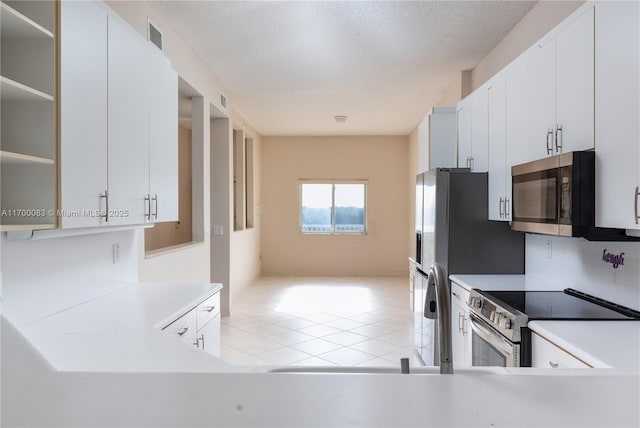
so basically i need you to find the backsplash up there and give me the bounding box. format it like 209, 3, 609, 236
526, 234, 640, 310
1, 230, 138, 326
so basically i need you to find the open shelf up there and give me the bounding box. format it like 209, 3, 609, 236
0, 1, 53, 39
0, 150, 54, 165
0, 223, 56, 232
0, 75, 54, 102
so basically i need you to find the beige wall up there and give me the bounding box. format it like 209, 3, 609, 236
261, 136, 409, 276
471, 1, 583, 91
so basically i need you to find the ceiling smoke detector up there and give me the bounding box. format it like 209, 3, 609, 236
334, 115, 347, 123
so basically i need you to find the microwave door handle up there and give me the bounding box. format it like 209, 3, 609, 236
546, 129, 554, 155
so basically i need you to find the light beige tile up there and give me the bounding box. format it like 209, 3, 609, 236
318, 348, 376, 366
377, 331, 414, 346
259, 347, 313, 365
349, 324, 393, 339
290, 338, 344, 355
349, 339, 399, 356
264, 331, 316, 346
323, 331, 370, 346
324, 318, 366, 331
290, 357, 337, 367
270, 317, 316, 330
296, 313, 340, 323
297, 324, 342, 338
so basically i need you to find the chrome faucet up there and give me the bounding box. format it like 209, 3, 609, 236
425, 263, 453, 374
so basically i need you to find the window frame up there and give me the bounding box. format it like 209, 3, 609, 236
298, 179, 368, 235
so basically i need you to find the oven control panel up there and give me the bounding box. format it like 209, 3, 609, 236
467, 290, 527, 342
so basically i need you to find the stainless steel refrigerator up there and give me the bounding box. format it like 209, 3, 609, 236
413, 168, 525, 365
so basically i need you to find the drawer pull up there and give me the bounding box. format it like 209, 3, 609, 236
548, 361, 560, 369
203, 305, 216, 313
176, 327, 189, 337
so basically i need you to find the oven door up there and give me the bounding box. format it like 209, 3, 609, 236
468, 312, 520, 367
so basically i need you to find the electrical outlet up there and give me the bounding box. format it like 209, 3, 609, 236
545, 240, 552, 259
112, 243, 120, 264
212, 225, 224, 236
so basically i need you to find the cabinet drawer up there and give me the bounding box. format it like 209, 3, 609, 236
196, 292, 220, 331
451, 281, 470, 308
163, 309, 197, 347
531, 332, 591, 369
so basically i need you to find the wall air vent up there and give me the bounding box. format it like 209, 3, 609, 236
220, 92, 227, 110
147, 19, 163, 51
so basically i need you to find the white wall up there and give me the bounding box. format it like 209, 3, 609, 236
526, 234, 640, 311
1, 230, 138, 327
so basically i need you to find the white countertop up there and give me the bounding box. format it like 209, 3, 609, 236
17, 282, 239, 372
529, 320, 640, 370
449, 274, 563, 292
3, 280, 640, 427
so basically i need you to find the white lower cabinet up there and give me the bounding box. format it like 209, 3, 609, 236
162, 292, 221, 357
531, 332, 590, 369
450, 281, 471, 367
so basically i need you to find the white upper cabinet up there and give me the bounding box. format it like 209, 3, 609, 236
59, 0, 178, 229
457, 87, 488, 173
594, 1, 640, 231
107, 14, 150, 226
556, 6, 594, 154
470, 87, 488, 172
507, 5, 594, 166
148, 47, 179, 223
418, 107, 457, 173
456, 98, 472, 169
59, 0, 108, 228
487, 73, 509, 222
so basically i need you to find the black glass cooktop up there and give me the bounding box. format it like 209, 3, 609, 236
483, 288, 640, 320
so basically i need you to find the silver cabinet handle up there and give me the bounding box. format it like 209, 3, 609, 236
152, 194, 158, 220
546, 128, 554, 155
505, 197, 510, 218
555, 125, 563, 153
458, 312, 464, 332
452, 291, 459, 298
203, 305, 216, 313
200, 334, 205, 350
470, 157, 474, 171
499, 197, 504, 218
462, 315, 468, 335
548, 361, 560, 369
635, 186, 639, 225
144, 195, 151, 220
100, 190, 109, 222
176, 327, 189, 337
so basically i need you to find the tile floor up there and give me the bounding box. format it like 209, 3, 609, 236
220, 276, 424, 368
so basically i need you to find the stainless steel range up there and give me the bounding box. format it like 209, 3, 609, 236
467, 288, 640, 367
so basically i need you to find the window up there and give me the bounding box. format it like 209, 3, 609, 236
300, 182, 367, 234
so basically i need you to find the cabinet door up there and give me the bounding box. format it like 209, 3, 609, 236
531, 332, 590, 369
107, 15, 150, 225
595, 1, 640, 230
556, 6, 594, 153
507, 42, 556, 166
148, 47, 179, 223
417, 117, 429, 173
470, 87, 488, 172
59, 1, 108, 228
451, 281, 470, 366
456, 98, 472, 168
198, 315, 221, 357
488, 75, 507, 221
429, 110, 457, 169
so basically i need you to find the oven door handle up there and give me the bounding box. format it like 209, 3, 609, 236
468, 312, 515, 357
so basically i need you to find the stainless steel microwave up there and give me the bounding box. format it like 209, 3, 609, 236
511, 151, 635, 241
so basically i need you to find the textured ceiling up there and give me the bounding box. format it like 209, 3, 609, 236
152, 1, 537, 136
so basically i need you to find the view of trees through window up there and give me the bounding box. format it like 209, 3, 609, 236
300, 183, 366, 233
